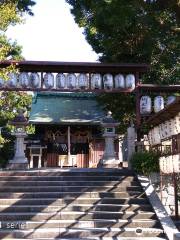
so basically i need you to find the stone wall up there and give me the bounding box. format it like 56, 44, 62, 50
149, 171, 180, 216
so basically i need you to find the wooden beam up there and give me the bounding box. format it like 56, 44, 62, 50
67, 126, 71, 166
138, 84, 180, 92
0, 60, 149, 73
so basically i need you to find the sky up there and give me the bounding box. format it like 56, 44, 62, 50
6, 0, 99, 62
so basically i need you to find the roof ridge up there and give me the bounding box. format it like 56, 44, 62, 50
36, 92, 97, 98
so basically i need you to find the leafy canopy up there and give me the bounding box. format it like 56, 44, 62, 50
67, 0, 180, 132
0, 0, 35, 147
67, 0, 179, 84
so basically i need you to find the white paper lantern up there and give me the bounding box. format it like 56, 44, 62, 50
29, 73, 40, 88
78, 74, 88, 89
159, 156, 166, 173
114, 74, 125, 88
103, 74, 113, 89
168, 119, 175, 136
173, 154, 180, 173
19, 72, 29, 88
148, 130, 153, 145
159, 122, 167, 140
140, 96, 152, 115
7, 73, 17, 87
153, 127, 161, 145
151, 128, 156, 145
161, 155, 180, 174
0, 77, 4, 87
154, 96, 164, 113
167, 156, 174, 173
174, 115, 180, 134
164, 121, 171, 138
91, 74, 102, 89
56, 73, 66, 89
125, 74, 135, 89
167, 96, 176, 105
44, 73, 54, 89
67, 73, 77, 89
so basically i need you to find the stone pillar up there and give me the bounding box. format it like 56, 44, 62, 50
118, 135, 124, 166
127, 124, 136, 169
100, 111, 120, 168
7, 131, 28, 169
7, 109, 29, 170
101, 133, 118, 167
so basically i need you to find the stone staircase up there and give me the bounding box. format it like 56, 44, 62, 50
0, 168, 167, 239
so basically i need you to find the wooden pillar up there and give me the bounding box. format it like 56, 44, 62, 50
173, 172, 179, 220
135, 72, 141, 142
68, 126, 71, 163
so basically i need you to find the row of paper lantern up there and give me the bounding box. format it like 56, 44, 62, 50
159, 154, 180, 174
140, 95, 176, 114
148, 113, 180, 145
0, 72, 136, 90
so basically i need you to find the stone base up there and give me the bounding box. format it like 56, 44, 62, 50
6, 162, 29, 170
7, 158, 29, 170
98, 159, 121, 168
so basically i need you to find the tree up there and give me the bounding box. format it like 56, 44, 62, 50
67, 0, 180, 132
67, 0, 179, 84
0, 0, 35, 161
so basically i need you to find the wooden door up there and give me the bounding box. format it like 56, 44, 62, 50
89, 139, 104, 168
46, 153, 58, 167
77, 154, 89, 168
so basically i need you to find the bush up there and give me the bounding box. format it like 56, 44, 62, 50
0, 141, 14, 168
131, 151, 160, 176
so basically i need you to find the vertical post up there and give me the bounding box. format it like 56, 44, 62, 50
127, 123, 136, 169
30, 149, 33, 168
40, 72, 43, 89
160, 172, 163, 201
89, 72, 91, 90
68, 126, 71, 164
173, 172, 179, 220
135, 72, 141, 142
118, 135, 123, 165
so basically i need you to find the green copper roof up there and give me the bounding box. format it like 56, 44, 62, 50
29, 92, 106, 125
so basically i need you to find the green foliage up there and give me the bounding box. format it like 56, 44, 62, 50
0, 35, 23, 61
1, 0, 36, 18
0, 141, 14, 168
0, 0, 35, 157
0, 135, 5, 145
97, 93, 135, 133
0, 2, 21, 31
131, 151, 160, 176
67, 0, 180, 131
0, 92, 32, 152
67, 0, 179, 84
0, 92, 32, 124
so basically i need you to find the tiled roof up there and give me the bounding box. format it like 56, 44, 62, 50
29, 92, 106, 125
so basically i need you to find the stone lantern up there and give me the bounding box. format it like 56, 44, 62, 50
100, 111, 120, 168
7, 109, 29, 169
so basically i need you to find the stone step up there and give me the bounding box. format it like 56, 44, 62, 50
0, 168, 134, 176
0, 227, 165, 239
0, 191, 145, 198
0, 186, 142, 192
0, 203, 153, 212
0, 176, 136, 181
0, 169, 166, 240
0, 238, 167, 240
0, 219, 161, 229
0, 197, 149, 205
0, 180, 140, 187
0, 211, 156, 221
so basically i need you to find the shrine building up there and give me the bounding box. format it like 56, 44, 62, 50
27, 92, 119, 168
